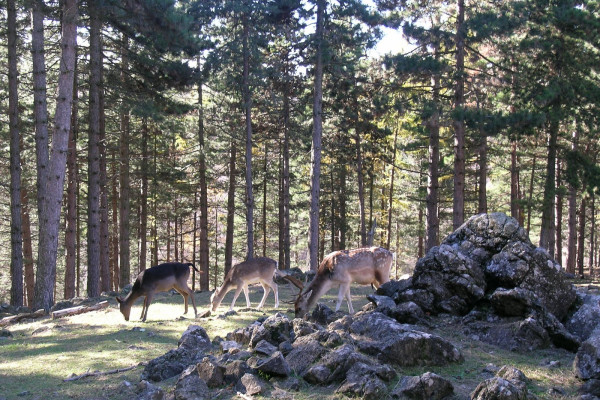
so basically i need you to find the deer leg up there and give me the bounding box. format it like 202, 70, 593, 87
271, 282, 279, 308
174, 288, 189, 314
186, 285, 198, 317
243, 285, 251, 308
257, 283, 270, 309
140, 296, 147, 321
230, 286, 244, 311
345, 286, 354, 314
335, 283, 351, 312
142, 293, 154, 322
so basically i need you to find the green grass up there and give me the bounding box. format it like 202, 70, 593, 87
0, 283, 582, 399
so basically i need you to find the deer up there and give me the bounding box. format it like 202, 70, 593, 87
116, 262, 198, 322
284, 246, 393, 318
210, 257, 280, 312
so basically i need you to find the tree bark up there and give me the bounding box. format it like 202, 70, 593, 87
386, 128, 399, 249
452, 0, 466, 230
477, 132, 487, 214
139, 118, 149, 274
8, 0, 24, 307
339, 164, 347, 250
555, 159, 563, 266
510, 141, 520, 220
33, 0, 78, 311
262, 142, 268, 256
282, 71, 291, 269
242, 11, 254, 260
577, 195, 587, 276
22, 183, 35, 307
355, 130, 366, 246
198, 79, 210, 290
308, 0, 325, 271
425, 70, 440, 252
225, 141, 237, 276
110, 151, 119, 290
119, 37, 130, 287
65, 51, 79, 299
87, 2, 102, 298
539, 119, 559, 256
566, 129, 578, 274
99, 78, 110, 293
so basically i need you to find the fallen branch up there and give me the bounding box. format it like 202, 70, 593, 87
63, 364, 138, 382
0, 309, 46, 327
52, 301, 109, 319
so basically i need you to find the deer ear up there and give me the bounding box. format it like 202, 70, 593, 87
302, 290, 313, 300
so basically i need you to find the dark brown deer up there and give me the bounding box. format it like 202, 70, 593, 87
285, 247, 393, 318
116, 262, 198, 322
210, 257, 280, 312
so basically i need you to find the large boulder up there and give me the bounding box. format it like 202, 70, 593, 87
391, 372, 454, 400
331, 312, 463, 367
395, 213, 576, 321
574, 330, 600, 380
566, 292, 600, 342
174, 365, 210, 400
471, 365, 530, 400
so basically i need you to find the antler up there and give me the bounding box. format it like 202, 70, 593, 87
282, 275, 304, 290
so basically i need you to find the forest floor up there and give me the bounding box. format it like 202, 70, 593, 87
0, 281, 587, 400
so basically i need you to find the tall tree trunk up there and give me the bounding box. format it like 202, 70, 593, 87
262, 143, 268, 256
510, 141, 520, 220
426, 70, 440, 252
452, 0, 466, 230
22, 184, 34, 307
590, 191, 596, 275
139, 118, 149, 275
527, 152, 537, 233
577, 193, 587, 275
278, 146, 285, 268
33, 0, 78, 311
110, 151, 119, 290
242, 12, 254, 260
477, 133, 487, 214
87, 3, 102, 298
282, 74, 291, 269
119, 37, 130, 287
8, 0, 24, 307
225, 141, 237, 276
99, 82, 110, 293
339, 164, 347, 250
386, 128, 399, 249
198, 79, 210, 290
539, 119, 559, 256
566, 129, 578, 274
555, 159, 563, 266
418, 205, 424, 258
355, 130, 366, 246
308, 0, 325, 271
65, 52, 79, 299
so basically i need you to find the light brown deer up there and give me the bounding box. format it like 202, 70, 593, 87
116, 262, 198, 322
210, 257, 280, 312
285, 247, 392, 318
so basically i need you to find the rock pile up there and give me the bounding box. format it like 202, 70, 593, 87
373, 213, 580, 352
136, 310, 463, 399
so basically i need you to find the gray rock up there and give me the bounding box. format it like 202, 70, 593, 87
285, 337, 328, 376
470, 377, 528, 400
575, 331, 600, 380
490, 288, 542, 317
336, 362, 392, 400
580, 379, 600, 397
252, 351, 291, 377
196, 356, 224, 388
174, 365, 210, 400
567, 294, 600, 342
142, 347, 201, 382
178, 325, 212, 353
292, 318, 321, 338
390, 301, 427, 325
220, 340, 241, 354
254, 339, 278, 356
226, 322, 261, 345
366, 294, 396, 311
239, 373, 268, 395
376, 278, 413, 298
135, 380, 165, 400
392, 372, 454, 400
223, 360, 251, 384
348, 312, 463, 366
250, 312, 292, 347
309, 303, 346, 325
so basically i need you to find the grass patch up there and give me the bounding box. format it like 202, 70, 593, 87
0, 283, 582, 399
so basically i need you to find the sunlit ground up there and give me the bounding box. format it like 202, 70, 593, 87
0, 280, 583, 399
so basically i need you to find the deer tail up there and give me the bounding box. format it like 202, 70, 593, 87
187, 262, 199, 272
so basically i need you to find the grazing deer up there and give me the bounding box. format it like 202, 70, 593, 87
116, 262, 198, 322
210, 257, 280, 312
285, 247, 392, 318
